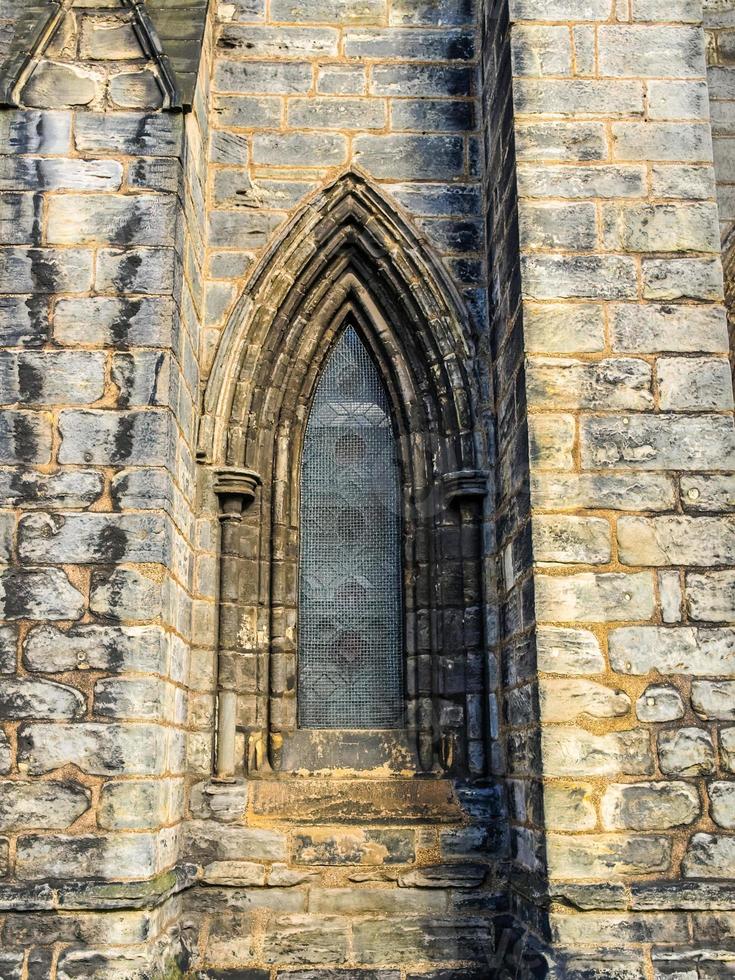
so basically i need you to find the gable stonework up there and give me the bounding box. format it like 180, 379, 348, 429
0, 0, 732, 978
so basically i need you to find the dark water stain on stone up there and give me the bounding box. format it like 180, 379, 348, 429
134, 114, 152, 151
111, 414, 136, 463
151, 351, 165, 406
101, 628, 125, 670
113, 353, 134, 409
8, 468, 40, 505
1, 569, 32, 618
110, 298, 142, 349
12, 413, 39, 462
94, 524, 128, 563
447, 34, 474, 61
109, 474, 128, 512
112, 202, 144, 246
112, 251, 142, 292
23, 296, 50, 346
18, 357, 44, 403
30, 193, 43, 247
27, 248, 57, 293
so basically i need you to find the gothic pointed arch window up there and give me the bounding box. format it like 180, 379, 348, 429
206, 173, 492, 779
298, 324, 403, 729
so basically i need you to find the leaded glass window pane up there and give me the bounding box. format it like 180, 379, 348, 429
298, 325, 403, 729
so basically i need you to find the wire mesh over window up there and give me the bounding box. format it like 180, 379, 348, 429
298, 325, 403, 729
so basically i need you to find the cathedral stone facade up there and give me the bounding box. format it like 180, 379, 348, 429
0, 0, 733, 977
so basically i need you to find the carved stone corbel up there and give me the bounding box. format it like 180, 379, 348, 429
213, 467, 261, 782
443, 469, 488, 506
214, 466, 262, 517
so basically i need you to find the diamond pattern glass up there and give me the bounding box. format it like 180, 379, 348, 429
298, 325, 403, 729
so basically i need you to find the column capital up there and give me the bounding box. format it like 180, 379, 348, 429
213, 466, 262, 519
442, 469, 488, 507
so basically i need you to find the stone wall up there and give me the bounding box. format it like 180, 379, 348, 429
0, 0, 732, 977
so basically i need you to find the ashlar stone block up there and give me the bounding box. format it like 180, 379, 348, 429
18, 722, 168, 776
219, 24, 339, 56
46, 194, 178, 247
0, 780, 90, 831
522, 254, 638, 300
344, 28, 475, 60
352, 918, 490, 964
54, 297, 174, 347
532, 515, 611, 564
611, 122, 712, 161
598, 26, 705, 77
617, 516, 735, 566
390, 0, 477, 24
684, 834, 735, 878
601, 782, 700, 830
58, 409, 171, 466
0, 679, 85, 720
515, 79, 645, 117
709, 782, 735, 830
89, 568, 163, 621
687, 571, 735, 621
681, 475, 735, 513
18, 512, 168, 565
531, 472, 676, 512
518, 163, 647, 199
544, 784, 597, 831
543, 727, 654, 777
642, 257, 723, 301
537, 626, 605, 675
22, 62, 102, 109
540, 679, 630, 722
658, 727, 716, 776
0, 158, 122, 192
93, 677, 168, 721
0, 248, 94, 295
109, 71, 164, 110
602, 203, 720, 253
272, 0, 385, 22
657, 356, 734, 410
515, 121, 608, 162
551, 911, 688, 945
99, 780, 173, 830
527, 357, 652, 410
353, 134, 465, 179
0, 568, 84, 621
509, 0, 614, 19
74, 113, 182, 156
511, 25, 573, 76
215, 60, 312, 94
16, 833, 158, 881
636, 684, 685, 722
721, 729, 735, 774
692, 680, 735, 720
648, 79, 711, 121
535, 572, 655, 623
547, 833, 672, 877
292, 829, 415, 866
186, 820, 287, 863
0, 110, 72, 154
581, 415, 735, 471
